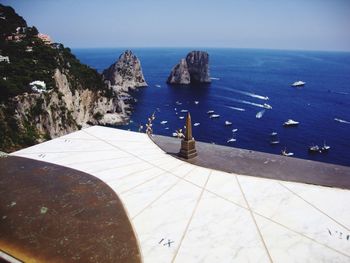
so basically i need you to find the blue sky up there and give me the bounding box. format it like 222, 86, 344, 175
2, 0, 350, 51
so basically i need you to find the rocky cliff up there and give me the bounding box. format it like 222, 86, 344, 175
102, 50, 148, 93
167, 51, 211, 84
0, 5, 145, 152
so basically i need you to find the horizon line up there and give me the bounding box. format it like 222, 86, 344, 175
69, 46, 350, 53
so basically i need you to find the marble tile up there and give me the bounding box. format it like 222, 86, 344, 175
255, 215, 350, 263
93, 161, 154, 184
109, 166, 166, 193
66, 156, 140, 174
237, 175, 350, 256
132, 180, 202, 263
281, 181, 350, 230
121, 172, 179, 218
174, 191, 270, 263
183, 166, 211, 187
205, 171, 247, 208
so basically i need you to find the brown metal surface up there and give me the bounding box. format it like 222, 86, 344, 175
152, 135, 350, 190
0, 156, 141, 263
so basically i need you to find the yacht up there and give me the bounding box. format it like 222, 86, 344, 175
160, 121, 168, 125
292, 81, 306, 87
283, 119, 299, 127
227, 138, 236, 143
263, 103, 272, 109
281, 148, 294, 157
194, 122, 200, 127
225, 121, 232, 126
321, 142, 331, 152
207, 110, 215, 114
210, 114, 220, 119
308, 145, 320, 153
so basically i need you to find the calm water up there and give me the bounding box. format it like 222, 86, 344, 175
73, 48, 350, 166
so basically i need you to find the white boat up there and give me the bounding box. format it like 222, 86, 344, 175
281, 148, 294, 157
210, 114, 220, 119
207, 110, 215, 114
321, 142, 331, 152
172, 132, 178, 137
292, 81, 305, 87
232, 128, 238, 133
227, 138, 236, 143
256, 110, 265, 119
179, 116, 184, 120
283, 119, 299, 127
180, 109, 188, 113
155, 84, 161, 88
225, 121, 232, 126
194, 101, 199, 105
194, 122, 200, 127
160, 121, 168, 125
165, 127, 169, 130
176, 101, 182, 105
270, 132, 278, 136
263, 103, 272, 109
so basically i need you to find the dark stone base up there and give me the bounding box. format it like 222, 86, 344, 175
178, 139, 198, 159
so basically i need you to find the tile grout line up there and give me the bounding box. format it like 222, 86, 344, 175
278, 182, 350, 232
101, 161, 186, 195
235, 175, 274, 263
171, 171, 212, 263
131, 166, 197, 220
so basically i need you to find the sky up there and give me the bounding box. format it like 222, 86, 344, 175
2, 0, 350, 51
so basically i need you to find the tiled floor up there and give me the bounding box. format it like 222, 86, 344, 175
12, 126, 350, 263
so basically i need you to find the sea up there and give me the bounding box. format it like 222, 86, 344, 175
72, 48, 350, 167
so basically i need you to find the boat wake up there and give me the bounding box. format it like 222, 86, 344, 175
334, 118, 350, 124
219, 86, 269, 100
228, 98, 270, 109
256, 109, 265, 119
226, 106, 246, 112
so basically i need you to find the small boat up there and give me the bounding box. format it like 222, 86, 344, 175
225, 121, 232, 126
155, 84, 161, 88
180, 109, 188, 113
194, 122, 200, 127
263, 103, 272, 109
179, 116, 184, 120
256, 109, 265, 119
308, 145, 320, 153
281, 148, 294, 157
172, 132, 178, 137
194, 101, 199, 105
210, 114, 220, 119
321, 142, 330, 152
270, 132, 278, 136
270, 140, 280, 145
283, 119, 299, 127
227, 138, 236, 143
334, 118, 350, 124
232, 128, 238, 133
292, 81, 306, 87
207, 110, 215, 114
176, 101, 182, 105
165, 127, 169, 130
160, 121, 168, 125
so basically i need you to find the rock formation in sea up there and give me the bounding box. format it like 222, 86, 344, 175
102, 50, 148, 93
167, 51, 211, 84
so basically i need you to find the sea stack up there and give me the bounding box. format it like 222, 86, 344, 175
102, 50, 148, 92
167, 51, 211, 85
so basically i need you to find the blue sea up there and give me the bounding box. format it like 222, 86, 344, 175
73, 48, 350, 166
